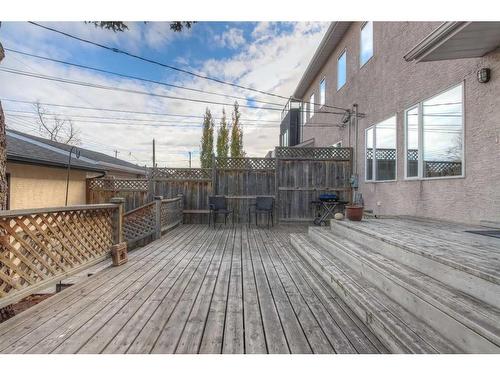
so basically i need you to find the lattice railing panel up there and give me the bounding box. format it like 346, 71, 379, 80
215, 157, 276, 170
0, 205, 115, 305
88, 178, 148, 191
123, 202, 156, 243
425, 161, 462, 177
375, 148, 396, 161
160, 197, 183, 231
276, 147, 352, 160
407, 149, 418, 161
151, 168, 211, 180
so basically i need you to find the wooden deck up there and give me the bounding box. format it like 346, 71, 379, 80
0, 224, 387, 354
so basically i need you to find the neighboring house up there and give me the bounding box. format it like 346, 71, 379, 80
6, 129, 146, 209
282, 21, 500, 225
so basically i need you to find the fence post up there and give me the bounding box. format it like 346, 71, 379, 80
177, 194, 184, 224
110, 197, 125, 244
154, 195, 163, 240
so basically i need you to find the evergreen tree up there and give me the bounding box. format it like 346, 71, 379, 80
200, 108, 214, 168
216, 108, 229, 159
230, 101, 245, 158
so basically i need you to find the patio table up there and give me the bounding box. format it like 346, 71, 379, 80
310, 199, 349, 226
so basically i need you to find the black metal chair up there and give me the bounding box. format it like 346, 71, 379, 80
249, 196, 274, 229
208, 196, 233, 227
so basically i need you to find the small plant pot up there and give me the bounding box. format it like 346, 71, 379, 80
345, 205, 364, 221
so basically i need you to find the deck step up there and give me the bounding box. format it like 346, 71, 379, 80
290, 233, 461, 353
329, 219, 500, 309
308, 227, 500, 353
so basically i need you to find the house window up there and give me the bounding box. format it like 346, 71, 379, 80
365, 116, 397, 181
337, 50, 347, 90
404, 83, 464, 179
319, 78, 326, 107
309, 93, 315, 118
405, 106, 419, 178
360, 21, 373, 66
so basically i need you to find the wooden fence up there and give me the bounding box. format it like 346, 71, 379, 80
87, 147, 353, 223
0, 204, 118, 308
86, 178, 149, 212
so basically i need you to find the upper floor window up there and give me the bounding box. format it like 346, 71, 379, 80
309, 93, 315, 118
337, 50, 347, 90
404, 83, 464, 179
365, 116, 397, 181
319, 78, 326, 107
360, 21, 373, 66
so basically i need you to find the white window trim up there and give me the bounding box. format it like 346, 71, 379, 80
365, 115, 398, 183
403, 82, 465, 181
360, 21, 374, 68
319, 77, 326, 108
337, 49, 347, 91
365, 126, 374, 182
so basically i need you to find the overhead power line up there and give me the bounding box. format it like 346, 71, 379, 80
1, 101, 281, 123
27, 22, 351, 113
0, 67, 346, 115
5, 48, 284, 107
0, 66, 346, 115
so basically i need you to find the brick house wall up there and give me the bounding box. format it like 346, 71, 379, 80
300, 22, 500, 224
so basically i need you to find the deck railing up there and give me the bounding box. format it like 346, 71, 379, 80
123, 195, 183, 246
0, 204, 118, 308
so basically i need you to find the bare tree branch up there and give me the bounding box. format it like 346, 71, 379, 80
35, 102, 80, 145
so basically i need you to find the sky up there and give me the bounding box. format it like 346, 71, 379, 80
0, 21, 329, 167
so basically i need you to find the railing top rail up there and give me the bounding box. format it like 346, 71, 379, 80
0, 203, 118, 219
161, 197, 182, 203
123, 201, 156, 216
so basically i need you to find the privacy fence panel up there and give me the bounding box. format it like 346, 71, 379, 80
152, 168, 212, 224
214, 157, 276, 223
87, 178, 149, 212
275, 147, 352, 221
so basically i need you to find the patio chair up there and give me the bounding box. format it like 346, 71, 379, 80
249, 196, 274, 229
208, 196, 234, 227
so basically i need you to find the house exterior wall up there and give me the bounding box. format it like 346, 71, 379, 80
300, 22, 500, 225
6, 162, 88, 209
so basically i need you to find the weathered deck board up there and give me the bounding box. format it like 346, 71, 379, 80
0, 224, 386, 354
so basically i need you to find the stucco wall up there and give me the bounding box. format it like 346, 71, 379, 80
301, 22, 500, 224
6, 162, 88, 209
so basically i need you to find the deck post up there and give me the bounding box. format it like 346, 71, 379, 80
110, 197, 125, 244
177, 194, 184, 224
154, 195, 163, 239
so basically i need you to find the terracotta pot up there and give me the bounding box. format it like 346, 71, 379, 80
345, 205, 364, 221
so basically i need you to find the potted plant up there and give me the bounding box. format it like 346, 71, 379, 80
345, 192, 364, 221
345, 204, 364, 221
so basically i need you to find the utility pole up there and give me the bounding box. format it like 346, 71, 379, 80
152, 139, 156, 168
188, 151, 192, 168
114, 150, 119, 158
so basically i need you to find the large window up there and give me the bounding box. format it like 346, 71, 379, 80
319, 78, 326, 107
360, 21, 373, 66
404, 84, 464, 179
337, 50, 346, 90
309, 93, 315, 118
365, 116, 397, 181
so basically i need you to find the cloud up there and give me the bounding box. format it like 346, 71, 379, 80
0, 22, 329, 168
213, 27, 246, 49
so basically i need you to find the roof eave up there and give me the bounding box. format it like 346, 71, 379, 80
403, 21, 471, 62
